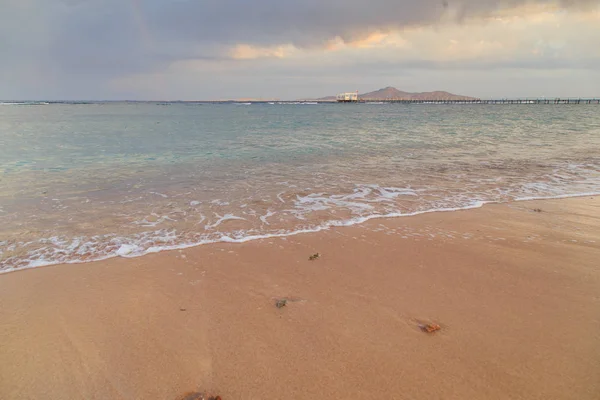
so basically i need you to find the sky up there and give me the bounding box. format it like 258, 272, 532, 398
1, 0, 599, 100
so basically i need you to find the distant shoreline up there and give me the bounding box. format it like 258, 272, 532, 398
2, 98, 599, 104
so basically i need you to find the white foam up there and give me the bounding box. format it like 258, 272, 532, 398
1, 197, 495, 274
205, 214, 246, 229
194, 214, 207, 225
277, 192, 286, 203
132, 214, 176, 227
116, 244, 141, 257
260, 210, 276, 225
3, 172, 600, 275
290, 185, 418, 218
149, 191, 169, 198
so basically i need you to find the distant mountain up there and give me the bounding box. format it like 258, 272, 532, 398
316, 87, 477, 101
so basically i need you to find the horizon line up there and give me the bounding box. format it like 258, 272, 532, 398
3, 97, 600, 103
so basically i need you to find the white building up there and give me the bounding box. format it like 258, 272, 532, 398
336, 92, 359, 102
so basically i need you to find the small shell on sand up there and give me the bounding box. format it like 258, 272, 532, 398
275, 299, 288, 308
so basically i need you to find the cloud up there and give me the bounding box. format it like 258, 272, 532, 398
229, 44, 295, 60
142, 0, 598, 47
0, 0, 599, 99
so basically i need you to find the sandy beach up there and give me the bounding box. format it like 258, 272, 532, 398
1, 196, 599, 400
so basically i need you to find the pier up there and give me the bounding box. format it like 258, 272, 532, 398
178, 99, 600, 105
356, 98, 600, 105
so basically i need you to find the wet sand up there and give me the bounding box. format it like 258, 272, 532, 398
1, 197, 599, 400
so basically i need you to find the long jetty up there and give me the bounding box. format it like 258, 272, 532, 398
154, 99, 600, 105
357, 98, 600, 104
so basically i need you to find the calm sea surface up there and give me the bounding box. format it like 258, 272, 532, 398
1, 102, 599, 272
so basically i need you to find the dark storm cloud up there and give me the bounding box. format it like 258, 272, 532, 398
0, 0, 598, 99
80, 1, 600, 54
146, 0, 597, 47
3, 0, 598, 67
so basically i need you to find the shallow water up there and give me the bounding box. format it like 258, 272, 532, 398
1, 102, 599, 272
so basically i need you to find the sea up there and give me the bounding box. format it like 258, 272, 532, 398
1, 101, 599, 273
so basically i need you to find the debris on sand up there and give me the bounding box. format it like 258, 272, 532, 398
308, 253, 321, 261
420, 323, 442, 333
275, 299, 288, 308
533, 208, 543, 213
180, 308, 187, 311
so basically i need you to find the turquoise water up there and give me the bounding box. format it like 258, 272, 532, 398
1, 102, 599, 272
